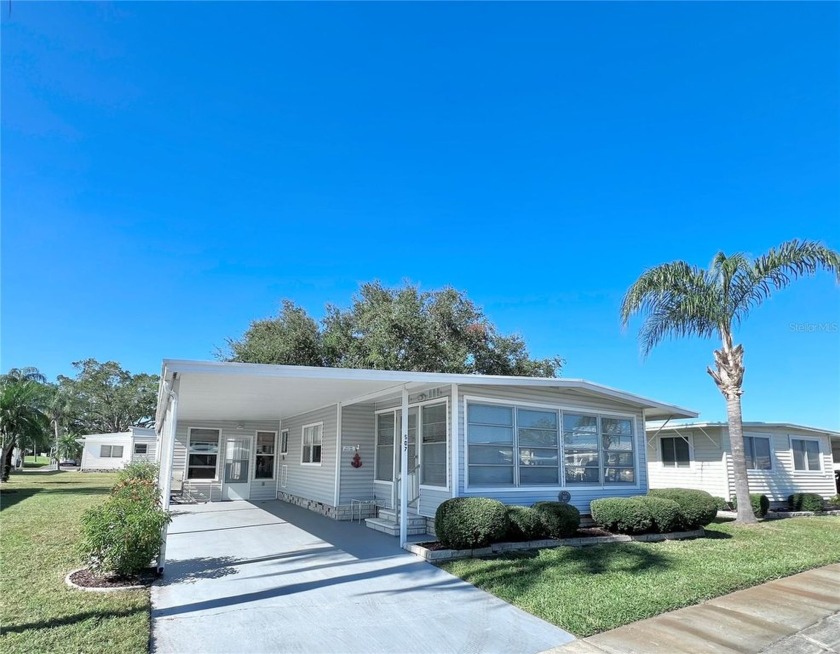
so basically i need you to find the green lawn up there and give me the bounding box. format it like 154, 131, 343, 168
23, 455, 51, 468
441, 517, 840, 637
0, 471, 150, 654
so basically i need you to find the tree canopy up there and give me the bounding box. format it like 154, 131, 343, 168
224, 282, 562, 377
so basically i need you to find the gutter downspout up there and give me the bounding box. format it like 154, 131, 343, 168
399, 386, 409, 547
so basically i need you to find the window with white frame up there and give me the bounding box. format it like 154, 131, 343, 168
791, 438, 821, 471
467, 403, 637, 487
280, 429, 289, 455
255, 431, 276, 479
375, 413, 395, 481
661, 436, 690, 468
188, 428, 220, 479
100, 445, 124, 458
421, 403, 447, 487
302, 423, 322, 465
744, 436, 771, 470
134, 443, 148, 455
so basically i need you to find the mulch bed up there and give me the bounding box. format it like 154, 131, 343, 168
69, 568, 158, 589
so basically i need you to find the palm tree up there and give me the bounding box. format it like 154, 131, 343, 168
621, 239, 840, 524
58, 433, 83, 465
0, 378, 49, 481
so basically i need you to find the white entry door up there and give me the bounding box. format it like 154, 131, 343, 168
223, 436, 251, 500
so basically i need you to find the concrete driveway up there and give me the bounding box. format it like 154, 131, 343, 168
152, 501, 575, 654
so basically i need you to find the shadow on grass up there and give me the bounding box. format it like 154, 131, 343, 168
0, 606, 146, 635
0, 477, 110, 512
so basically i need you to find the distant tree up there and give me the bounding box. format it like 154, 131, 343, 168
58, 433, 83, 464
57, 360, 159, 435
225, 300, 324, 366
0, 372, 49, 481
44, 383, 80, 468
224, 281, 562, 377
621, 239, 840, 524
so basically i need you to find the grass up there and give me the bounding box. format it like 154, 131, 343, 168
440, 517, 840, 637
23, 455, 51, 468
0, 471, 150, 654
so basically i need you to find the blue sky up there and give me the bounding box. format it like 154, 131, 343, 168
3, 3, 839, 429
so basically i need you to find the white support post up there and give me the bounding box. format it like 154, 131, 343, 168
450, 383, 458, 498
399, 386, 409, 547
157, 376, 179, 574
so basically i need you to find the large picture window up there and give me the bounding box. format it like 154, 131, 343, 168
791, 438, 821, 471
467, 401, 637, 488
661, 437, 690, 468
744, 436, 771, 470
188, 428, 220, 479
302, 423, 322, 465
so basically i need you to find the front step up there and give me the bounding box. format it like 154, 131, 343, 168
365, 515, 427, 537
377, 508, 426, 528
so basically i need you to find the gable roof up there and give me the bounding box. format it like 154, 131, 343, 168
157, 359, 698, 423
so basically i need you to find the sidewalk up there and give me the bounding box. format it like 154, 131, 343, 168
545, 564, 840, 654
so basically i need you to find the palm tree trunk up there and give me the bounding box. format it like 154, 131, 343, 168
708, 333, 756, 525
1, 443, 14, 482
725, 393, 757, 524
54, 420, 61, 470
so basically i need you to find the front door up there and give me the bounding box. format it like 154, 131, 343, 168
223, 436, 251, 500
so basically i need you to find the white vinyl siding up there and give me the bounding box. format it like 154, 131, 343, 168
337, 404, 376, 505
277, 406, 338, 506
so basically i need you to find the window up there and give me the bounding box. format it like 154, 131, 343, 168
134, 443, 148, 455
421, 403, 447, 487
564, 414, 599, 483
602, 417, 635, 483
100, 445, 124, 458
661, 437, 690, 468
744, 436, 771, 470
302, 423, 322, 465
188, 428, 220, 479
375, 413, 394, 481
518, 408, 559, 485
792, 438, 821, 471
280, 430, 289, 455
467, 404, 514, 486
255, 431, 276, 479
467, 402, 637, 487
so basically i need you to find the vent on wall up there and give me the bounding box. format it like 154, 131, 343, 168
280, 465, 288, 488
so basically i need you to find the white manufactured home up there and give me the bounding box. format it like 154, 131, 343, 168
79, 426, 157, 471
647, 422, 840, 505
155, 360, 696, 543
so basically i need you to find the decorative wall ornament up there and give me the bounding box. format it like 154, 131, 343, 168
350, 452, 363, 468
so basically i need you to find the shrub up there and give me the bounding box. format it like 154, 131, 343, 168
638, 496, 683, 533
648, 488, 718, 529
79, 497, 171, 576
532, 502, 581, 539
731, 493, 770, 518
506, 506, 549, 541
434, 498, 509, 550
590, 497, 653, 534
828, 494, 840, 509
112, 462, 161, 507
713, 496, 730, 512
787, 493, 824, 512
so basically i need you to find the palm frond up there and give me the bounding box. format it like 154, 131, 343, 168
730, 239, 840, 322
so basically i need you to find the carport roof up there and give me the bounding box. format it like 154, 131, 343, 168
157, 359, 698, 423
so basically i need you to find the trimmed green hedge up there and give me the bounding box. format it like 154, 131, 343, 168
731, 493, 770, 518
648, 488, 718, 529
435, 498, 509, 550
641, 496, 683, 533
532, 502, 580, 539
506, 506, 549, 542
590, 497, 652, 534
788, 493, 824, 512
713, 496, 730, 512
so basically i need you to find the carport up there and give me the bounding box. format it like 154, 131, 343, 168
151, 500, 575, 654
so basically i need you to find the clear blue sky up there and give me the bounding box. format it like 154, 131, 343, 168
3, 3, 839, 429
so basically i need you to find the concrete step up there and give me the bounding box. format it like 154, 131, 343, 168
364, 517, 427, 537
377, 508, 426, 527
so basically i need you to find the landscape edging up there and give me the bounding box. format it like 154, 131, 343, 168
405, 528, 705, 561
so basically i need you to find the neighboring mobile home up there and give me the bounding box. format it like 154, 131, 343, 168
79, 426, 157, 471
647, 422, 840, 505
154, 360, 696, 544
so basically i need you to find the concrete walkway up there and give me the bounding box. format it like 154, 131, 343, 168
151, 500, 575, 654
546, 564, 840, 654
